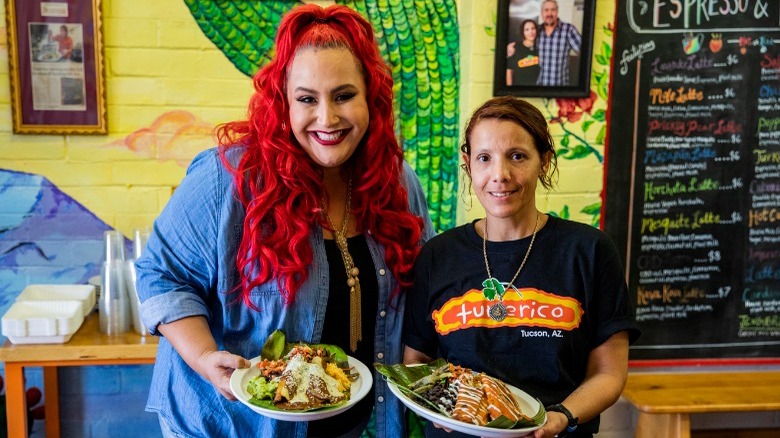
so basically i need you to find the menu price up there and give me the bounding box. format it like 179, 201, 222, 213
605, 0, 780, 360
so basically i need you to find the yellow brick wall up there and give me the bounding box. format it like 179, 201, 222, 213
0, 0, 252, 238
1, 0, 614, 238
458, 0, 615, 227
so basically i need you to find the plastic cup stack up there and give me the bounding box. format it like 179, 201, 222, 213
99, 230, 130, 335
125, 227, 150, 336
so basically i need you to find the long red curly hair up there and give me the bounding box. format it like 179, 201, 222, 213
217, 4, 424, 308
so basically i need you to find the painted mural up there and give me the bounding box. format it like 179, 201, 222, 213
483, 16, 614, 228
106, 110, 215, 167
0, 169, 115, 315
183, 0, 461, 232
0, 0, 621, 435
543, 20, 614, 227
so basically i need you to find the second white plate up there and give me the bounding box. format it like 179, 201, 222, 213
386, 376, 545, 438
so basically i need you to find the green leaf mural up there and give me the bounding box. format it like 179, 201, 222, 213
548, 205, 570, 220
547, 203, 601, 229
183, 0, 460, 232
184, 1, 301, 77
580, 202, 602, 228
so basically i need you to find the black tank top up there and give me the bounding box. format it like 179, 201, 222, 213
307, 234, 378, 438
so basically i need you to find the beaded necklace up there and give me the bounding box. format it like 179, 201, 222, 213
322, 177, 362, 352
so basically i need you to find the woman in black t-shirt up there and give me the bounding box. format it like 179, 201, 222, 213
506, 19, 541, 86
403, 97, 640, 438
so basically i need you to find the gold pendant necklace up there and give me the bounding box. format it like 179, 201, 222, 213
322, 176, 362, 352
482, 213, 539, 321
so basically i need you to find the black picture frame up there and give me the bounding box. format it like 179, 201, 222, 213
493, 0, 595, 98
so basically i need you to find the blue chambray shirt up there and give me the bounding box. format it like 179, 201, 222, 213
135, 147, 435, 438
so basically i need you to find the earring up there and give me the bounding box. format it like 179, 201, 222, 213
460, 168, 473, 211
460, 188, 473, 211
281, 121, 287, 131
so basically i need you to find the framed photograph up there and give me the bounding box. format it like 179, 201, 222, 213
5, 0, 107, 134
493, 0, 595, 97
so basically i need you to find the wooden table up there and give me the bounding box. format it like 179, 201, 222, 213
0, 312, 158, 438
622, 371, 780, 438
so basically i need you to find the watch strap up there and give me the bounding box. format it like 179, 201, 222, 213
546, 403, 578, 433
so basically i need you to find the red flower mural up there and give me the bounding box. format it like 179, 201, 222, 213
551, 91, 598, 124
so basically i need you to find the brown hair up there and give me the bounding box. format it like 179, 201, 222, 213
520, 19, 538, 45
461, 96, 558, 189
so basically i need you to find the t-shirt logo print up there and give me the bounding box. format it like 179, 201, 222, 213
431, 286, 584, 335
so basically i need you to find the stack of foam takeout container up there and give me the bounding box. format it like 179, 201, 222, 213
1, 284, 96, 344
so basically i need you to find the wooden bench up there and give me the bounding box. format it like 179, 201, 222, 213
622, 371, 780, 438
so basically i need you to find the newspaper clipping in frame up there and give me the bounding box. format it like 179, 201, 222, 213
27, 21, 86, 111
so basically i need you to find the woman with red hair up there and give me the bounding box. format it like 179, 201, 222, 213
135, 4, 434, 437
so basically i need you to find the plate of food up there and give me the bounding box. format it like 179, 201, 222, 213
37, 51, 62, 62
230, 330, 372, 421
377, 360, 546, 438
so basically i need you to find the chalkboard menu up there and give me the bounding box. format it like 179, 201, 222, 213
604, 0, 780, 362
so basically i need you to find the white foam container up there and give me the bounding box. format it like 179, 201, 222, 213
1, 301, 85, 344
88, 275, 102, 301
16, 284, 96, 317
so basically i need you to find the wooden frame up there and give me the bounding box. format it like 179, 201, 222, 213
5, 0, 107, 134
493, 0, 595, 98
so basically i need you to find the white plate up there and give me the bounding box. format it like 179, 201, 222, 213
386, 376, 545, 438
37, 51, 62, 62
231, 355, 372, 421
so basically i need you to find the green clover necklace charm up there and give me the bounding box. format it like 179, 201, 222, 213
482, 277, 509, 321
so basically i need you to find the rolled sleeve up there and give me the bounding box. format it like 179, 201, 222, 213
140, 292, 211, 335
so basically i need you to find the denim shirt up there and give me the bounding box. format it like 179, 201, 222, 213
135, 147, 435, 438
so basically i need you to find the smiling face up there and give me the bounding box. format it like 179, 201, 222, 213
523, 21, 537, 43
541, 1, 559, 27
286, 47, 369, 172
464, 118, 548, 227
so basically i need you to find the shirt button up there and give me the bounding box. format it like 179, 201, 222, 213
379, 269, 386, 276
377, 396, 384, 403
379, 310, 387, 317
377, 352, 384, 359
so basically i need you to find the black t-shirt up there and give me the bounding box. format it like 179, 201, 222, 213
507, 42, 540, 86
404, 216, 640, 436
308, 234, 378, 438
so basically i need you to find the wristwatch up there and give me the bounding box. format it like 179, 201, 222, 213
546, 403, 578, 435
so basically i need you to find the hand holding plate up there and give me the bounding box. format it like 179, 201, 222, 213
200, 350, 251, 401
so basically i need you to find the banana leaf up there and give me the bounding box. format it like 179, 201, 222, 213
374, 358, 448, 388
374, 361, 546, 429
